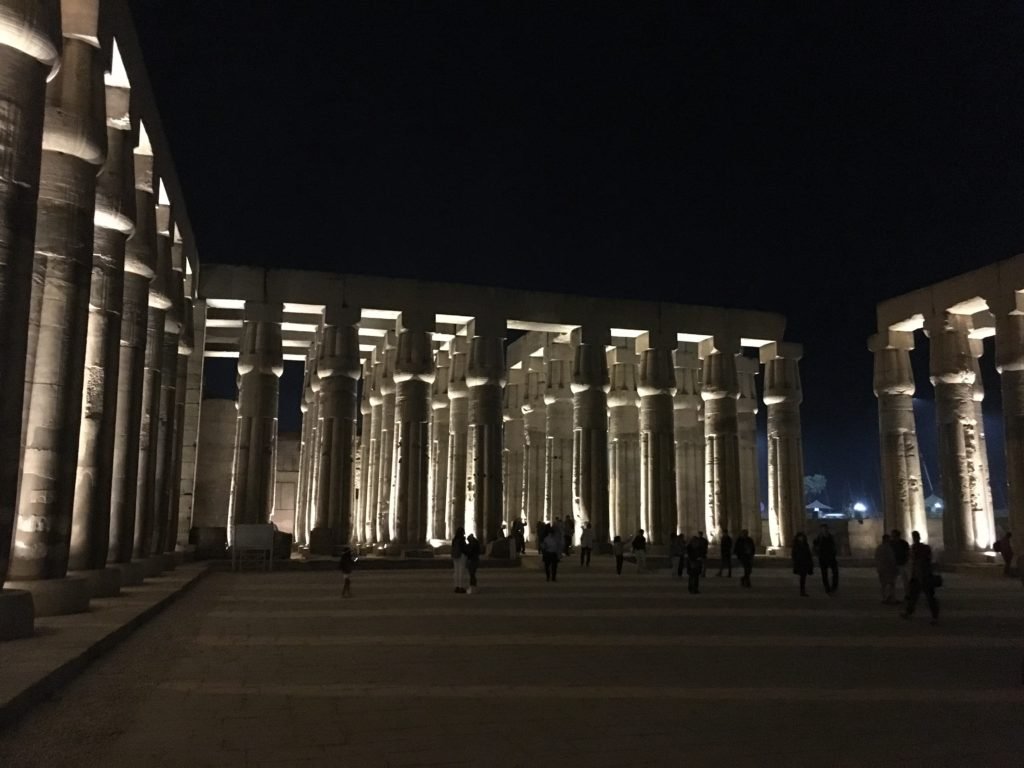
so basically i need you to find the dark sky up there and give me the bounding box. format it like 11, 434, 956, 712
128, 1, 1024, 510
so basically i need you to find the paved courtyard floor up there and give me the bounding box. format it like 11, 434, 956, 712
1, 558, 1022, 767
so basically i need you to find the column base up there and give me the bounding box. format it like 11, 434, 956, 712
141, 556, 165, 578
766, 546, 792, 558
402, 548, 434, 558
178, 545, 197, 563
109, 561, 146, 587
4, 576, 90, 617
307, 527, 336, 556
0, 589, 34, 640
69, 567, 122, 598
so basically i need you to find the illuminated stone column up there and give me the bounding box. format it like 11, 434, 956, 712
608, 349, 640, 541
427, 350, 450, 541
638, 332, 677, 545
354, 358, 372, 545
68, 54, 134, 596
544, 341, 574, 529
10, 12, 105, 614
702, 337, 742, 539
228, 301, 283, 530
502, 370, 525, 532
521, 361, 546, 539
166, 285, 192, 554
572, 327, 610, 544
364, 351, 383, 543
969, 339, 996, 538
176, 296, 205, 548
927, 312, 994, 557
391, 312, 434, 550
736, 355, 762, 547
374, 331, 397, 544
446, 338, 469, 538
763, 341, 807, 550
0, 2, 60, 604
994, 294, 1024, 544
466, 318, 506, 542
673, 343, 704, 537
309, 307, 361, 553
293, 345, 316, 547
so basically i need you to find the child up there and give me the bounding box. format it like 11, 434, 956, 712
339, 547, 355, 598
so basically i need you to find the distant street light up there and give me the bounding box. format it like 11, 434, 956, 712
853, 501, 868, 513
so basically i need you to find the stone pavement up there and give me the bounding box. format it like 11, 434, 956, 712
0, 557, 1022, 768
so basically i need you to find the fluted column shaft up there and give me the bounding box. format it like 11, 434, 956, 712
446, 343, 469, 537
167, 295, 192, 551
638, 344, 676, 545
608, 359, 640, 541
764, 342, 807, 548
175, 296, 205, 547
392, 322, 434, 549
375, 334, 397, 543
364, 355, 383, 543
428, 351, 450, 541
736, 355, 761, 545
521, 367, 546, 539
544, 343, 574, 527
294, 349, 315, 546
702, 345, 741, 539
572, 339, 609, 543
503, 375, 525, 530
996, 308, 1024, 544
673, 345, 704, 537
13, 32, 106, 580
969, 345, 996, 537
467, 331, 506, 542
354, 359, 372, 545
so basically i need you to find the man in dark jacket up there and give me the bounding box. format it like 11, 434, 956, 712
814, 524, 839, 594
901, 530, 939, 623
890, 529, 911, 598
734, 529, 755, 587
685, 535, 705, 594
717, 530, 733, 577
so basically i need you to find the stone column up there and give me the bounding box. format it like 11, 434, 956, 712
166, 289, 192, 555
466, 319, 506, 543
503, 370, 525, 533
354, 358, 372, 545
994, 295, 1024, 545
374, 331, 397, 544
228, 301, 283, 531
446, 338, 469, 537
68, 60, 135, 596
293, 345, 315, 547
521, 362, 546, 542
391, 312, 434, 550
364, 352, 384, 543
736, 355, 762, 546
927, 313, 994, 557
608, 349, 640, 541
428, 350, 450, 541
176, 296, 205, 548
571, 328, 610, 544
673, 343, 704, 537
763, 341, 807, 550
969, 339, 997, 538
638, 332, 677, 545
10, 14, 105, 617
544, 341, 574, 529
309, 307, 361, 554
702, 338, 742, 539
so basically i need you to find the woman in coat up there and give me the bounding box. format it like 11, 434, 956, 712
792, 532, 814, 597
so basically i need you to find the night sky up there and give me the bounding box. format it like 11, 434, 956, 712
128, 1, 1024, 511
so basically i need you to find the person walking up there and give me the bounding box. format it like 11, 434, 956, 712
579, 522, 595, 567
792, 532, 814, 596
875, 533, 899, 604
669, 533, 684, 579
339, 547, 355, 598
686, 534, 704, 594
465, 533, 481, 593
542, 526, 561, 582
451, 527, 468, 594
632, 529, 648, 572
699, 531, 710, 576
890, 529, 911, 598
717, 529, 733, 577
612, 535, 625, 575
734, 529, 755, 587
513, 518, 526, 555
995, 531, 1014, 577
564, 515, 576, 556
814, 523, 839, 594
901, 530, 940, 624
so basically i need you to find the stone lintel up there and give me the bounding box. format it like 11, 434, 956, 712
759, 341, 803, 364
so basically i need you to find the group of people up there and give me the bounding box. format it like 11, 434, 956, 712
790, 524, 840, 596
872, 528, 941, 622
663, 529, 757, 593
449, 527, 483, 594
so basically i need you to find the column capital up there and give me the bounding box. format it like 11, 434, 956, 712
736, 355, 760, 414
608, 361, 639, 408
544, 341, 573, 403
700, 346, 738, 401
317, 324, 361, 381
447, 344, 469, 400
503, 372, 525, 422
638, 346, 675, 397
764, 351, 803, 406
926, 313, 974, 385
758, 341, 803, 364
571, 338, 610, 393
431, 350, 451, 407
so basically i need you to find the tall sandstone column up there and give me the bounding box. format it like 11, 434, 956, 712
521, 362, 546, 542
228, 301, 283, 530
764, 341, 807, 549
354, 358, 372, 545
428, 350, 451, 540
502, 370, 525, 533
736, 355, 762, 545
293, 344, 316, 546
375, 331, 397, 543
673, 344, 704, 537
969, 340, 996, 536
364, 352, 384, 543
175, 294, 205, 549
544, 341, 574, 530
994, 294, 1024, 547
69, 54, 135, 596
446, 339, 469, 536
608, 350, 640, 541
702, 339, 742, 539
10, 12, 105, 617
572, 328, 610, 544
466, 319, 506, 542
638, 332, 676, 545
167, 286, 193, 553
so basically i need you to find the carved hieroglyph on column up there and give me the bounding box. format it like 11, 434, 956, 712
466, 320, 506, 542
176, 292, 205, 549
446, 339, 469, 537
309, 309, 361, 553
736, 355, 762, 545
673, 343, 703, 538
927, 313, 994, 556
638, 333, 677, 545
994, 293, 1024, 545
374, 331, 397, 544
70, 53, 135, 577
969, 339, 996, 538
428, 350, 451, 540
228, 302, 283, 532
608, 349, 640, 541
571, 328, 610, 544
353, 358, 372, 545
764, 341, 807, 549
0, 0, 61, 586
12, 25, 106, 582
503, 370, 525, 530
391, 312, 434, 549
294, 344, 316, 547
521, 361, 546, 541
702, 338, 741, 540
364, 351, 383, 543
544, 341, 574, 530
167, 287, 193, 551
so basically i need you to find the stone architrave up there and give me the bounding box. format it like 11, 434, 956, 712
228, 302, 283, 531
736, 355, 762, 545
702, 338, 742, 540
502, 370, 525, 532
544, 341, 574, 531
69, 57, 135, 589
763, 341, 808, 549
0, 0, 60, 593
466, 318, 506, 542
572, 328, 610, 544
374, 331, 397, 543
994, 294, 1024, 543
446, 338, 469, 537
521, 362, 546, 542
608, 350, 640, 541
428, 350, 451, 541
637, 332, 677, 545
673, 343, 704, 538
